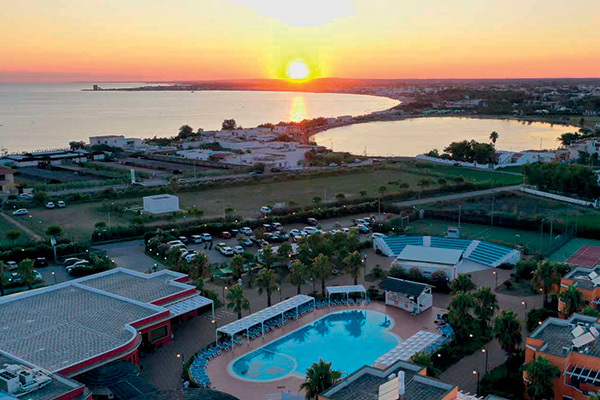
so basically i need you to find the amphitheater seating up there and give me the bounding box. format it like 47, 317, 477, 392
429, 237, 472, 251
383, 236, 424, 256
467, 241, 512, 265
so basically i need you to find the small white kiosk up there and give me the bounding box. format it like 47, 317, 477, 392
380, 277, 433, 315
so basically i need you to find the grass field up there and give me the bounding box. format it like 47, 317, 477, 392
395, 162, 523, 186
548, 238, 600, 262
0, 217, 30, 245
408, 218, 547, 251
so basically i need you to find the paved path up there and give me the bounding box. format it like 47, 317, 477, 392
0, 212, 43, 241
394, 185, 522, 208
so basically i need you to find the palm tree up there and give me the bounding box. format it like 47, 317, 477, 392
226, 284, 249, 319
260, 245, 277, 269
449, 274, 476, 294
343, 251, 363, 285
489, 131, 499, 145
188, 253, 208, 281
447, 291, 475, 340
473, 286, 498, 330
312, 254, 331, 296
256, 268, 279, 307
277, 242, 293, 264
522, 356, 560, 400
558, 286, 584, 317
532, 261, 560, 307
289, 260, 308, 295
17, 259, 36, 290
492, 310, 522, 359
299, 359, 341, 400
230, 254, 245, 280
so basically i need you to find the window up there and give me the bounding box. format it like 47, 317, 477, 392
149, 325, 168, 342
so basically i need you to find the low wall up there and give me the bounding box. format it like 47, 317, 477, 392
520, 186, 598, 208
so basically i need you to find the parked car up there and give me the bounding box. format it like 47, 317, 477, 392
371, 233, 386, 240
263, 224, 274, 232
238, 238, 253, 247
191, 235, 203, 244
66, 260, 92, 274
219, 246, 234, 256
170, 243, 188, 252
272, 222, 283, 231
57, 201, 66, 208
18, 193, 33, 200
256, 239, 269, 248
12, 209, 28, 216
201, 233, 213, 242
307, 218, 318, 226
356, 224, 370, 234
6, 261, 18, 271
230, 229, 240, 236
34, 257, 47, 268
220, 231, 232, 239
178, 236, 189, 244
239, 227, 253, 236
215, 242, 227, 250
260, 206, 272, 214
233, 245, 244, 255
342, 228, 351, 234
63, 258, 82, 268
303, 227, 321, 235
45, 202, 55, 209
167, 240, 184, 247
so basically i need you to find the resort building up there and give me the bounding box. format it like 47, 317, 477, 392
0, 166, 15, 193
374, 236, 520, 278
0, 150, 104, 168
559, 266, 600, 317
525, 313, 600, 399
89, 135, 143, 150
319, 359, 484, 400
0, 268, 213, 378
380, 277, 433, 315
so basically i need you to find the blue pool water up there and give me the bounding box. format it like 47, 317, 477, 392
229, 310, 400, 381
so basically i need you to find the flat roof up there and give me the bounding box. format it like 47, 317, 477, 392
78, 269, 190, 304
380, 277, 430, 298
396, 245, 463, 266
529, 313, 600, 358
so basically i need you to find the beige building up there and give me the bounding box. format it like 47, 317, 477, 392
0, 167, 15, 193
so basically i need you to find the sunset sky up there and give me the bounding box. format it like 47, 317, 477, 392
1, 0, 599, 82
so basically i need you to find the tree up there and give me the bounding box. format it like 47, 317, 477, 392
260, 245, 277, 269
177, 125, 194, 139
226, 284, 249, 319
17, 259, 36, 290
447, 291, 475, 340
489, 131, 499, 145
256, 268, 279, 307
45, 225, 63, 237
558, 286, 584, 317
222, 119, 237, 130
343, 251, 363, 285
5, 230, 21, 242
69, 140, 87, 150
94, 221, 107, 230
493, 310, 522, 359
359, 190, 367, 197
188, 253, 208, 281
335, 192, 345, 200
581, 305, 600, 318
557, 132, 581, 146
473, 286, 498, 330
289, 260, 309, 295
32, 191, 48, 205
522, 356, 560, 400
299, 359, 341, 400
277, 242, 293, 264
230, 255, 245, 280
312, 196, 322, 204
532, 261, 561, 308
312, 254, 331, 296
449, 274, 476, 294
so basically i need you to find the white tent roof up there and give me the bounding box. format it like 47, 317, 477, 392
396, 245, 463, 266
326, 285, 367, 295
164, 294, 213, 317
217, 294, 314, 336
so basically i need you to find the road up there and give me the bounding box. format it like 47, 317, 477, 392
394, 185, 522, 208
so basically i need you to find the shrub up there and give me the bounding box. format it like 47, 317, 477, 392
526, 308, 557, 332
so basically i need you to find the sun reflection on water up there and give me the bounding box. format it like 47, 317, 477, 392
289, 96, 307, 122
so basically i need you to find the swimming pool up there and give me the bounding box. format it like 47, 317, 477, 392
229, 310, 400, 381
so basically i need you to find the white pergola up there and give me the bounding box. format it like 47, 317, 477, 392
326, 285, 367, 304
216, 294, 315, 344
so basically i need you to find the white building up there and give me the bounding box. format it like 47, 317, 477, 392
143, 194, 180, 214
392, 245, 463, 280
380, 277, 433, 314
495, 150, 556, 167
90, 135, 143, 150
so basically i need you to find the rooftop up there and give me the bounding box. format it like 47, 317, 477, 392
396, 245, 463, 266
563, 266, 600, 291
380, 277, 431, 298
529, 313, 600, 358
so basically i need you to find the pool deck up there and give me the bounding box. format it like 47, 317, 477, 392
206, 301, 445, 400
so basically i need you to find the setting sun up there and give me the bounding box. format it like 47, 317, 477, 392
287, 61, 310, 81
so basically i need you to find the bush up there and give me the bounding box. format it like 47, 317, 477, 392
479, 351, 525, 399
526, 308, 557, 332
513, 259, 537, 281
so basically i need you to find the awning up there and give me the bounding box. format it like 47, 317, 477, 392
326, 285, 366, 296
164, 294, 213, 317
217, 294, 315, 336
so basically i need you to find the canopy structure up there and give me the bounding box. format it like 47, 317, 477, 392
326, 285, 367, 304
164, 294, 214, 318
216, 294, 315, 342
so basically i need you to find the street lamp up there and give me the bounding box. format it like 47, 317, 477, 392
222, 285, 228, 301
522, 300, 527, 310
51, 271, 56, 285
492, 270, 498, 288
176, 353, 185, 375
473, 370, 480, 394
482, 348, 488, 373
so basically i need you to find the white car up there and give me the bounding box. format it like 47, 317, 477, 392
220, 246, 234, 256
191, 235, 203, 244
260, 206, 272, 215
45, 202, 55, 209
302, 227, 321, 235
167, 240, 185, 247
170, 243, 188, 252
18, 193, 33, 200
239, 227, 253, 236
201, 233, 212, 242
233, 245, 244, 254
371, 233, 387, 240
342, 228, 351, 234
12, 209, 28, 216
288, 229, 307, 238
57, 201, 66, 208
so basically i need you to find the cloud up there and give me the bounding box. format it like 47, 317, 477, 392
229, 0, 356, 27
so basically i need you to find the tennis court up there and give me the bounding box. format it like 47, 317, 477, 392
549, 238, 600, 263
566, 246, 600, 267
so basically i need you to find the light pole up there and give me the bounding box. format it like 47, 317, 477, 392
177, 353, 185, 376
492, 270, 498, 288
522, 300, 527, 310
515, 234, 520, 247
222, 285, 228, 302
52, 271, 56, 285
481, 348, 488, 373
472, 370, 480, 395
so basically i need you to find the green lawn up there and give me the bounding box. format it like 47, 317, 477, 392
548, 237, 600, 262
401, 162, 523, 186
0, 217, 31, 246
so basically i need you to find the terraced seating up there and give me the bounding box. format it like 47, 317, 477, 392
430, 237, 472, 251
383, 236, 424, 256
467, 241, 512, 265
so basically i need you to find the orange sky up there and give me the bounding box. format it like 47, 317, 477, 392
1, 0, 599, 82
